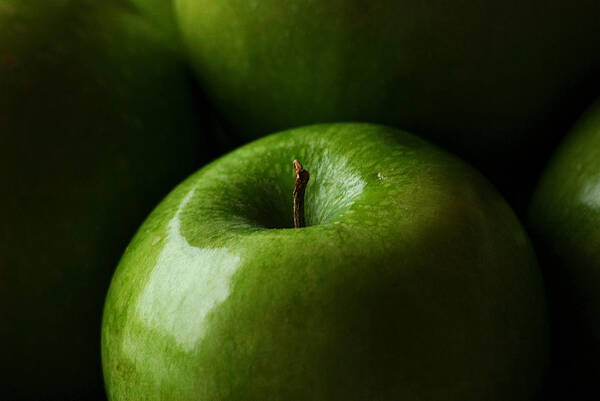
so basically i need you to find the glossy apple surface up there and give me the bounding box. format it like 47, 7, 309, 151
175, 0, 600, 168
529, 99, 600, 400
103, 123, 547, 400
0, 0, 216, 399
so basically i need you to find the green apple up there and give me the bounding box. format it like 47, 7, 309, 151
102, 123, 548, 400
175, 0, 600, 169
529, 98, 600, 399
0, 0, 218, 399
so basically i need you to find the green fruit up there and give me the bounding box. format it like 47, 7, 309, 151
529, 98, 600, 399
0, 1, 214, 399
175, 0, 600, 166
102, 123, 548, 400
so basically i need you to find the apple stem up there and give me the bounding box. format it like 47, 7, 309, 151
293, 160, 310, 228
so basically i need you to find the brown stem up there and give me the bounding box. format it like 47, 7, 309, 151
293, 160, 310, 228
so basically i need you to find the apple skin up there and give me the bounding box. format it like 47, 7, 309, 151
102, 123, 548, 400
0, 1, 218, 399
175, 0, 600, 169
529, 98, 600, 400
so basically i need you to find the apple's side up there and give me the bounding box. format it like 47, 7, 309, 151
529, 98, 600, 400
102, 124, 548, 401
0, 1, 217, 399
174, 0, 600, 202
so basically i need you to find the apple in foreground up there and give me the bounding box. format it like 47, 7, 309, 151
102, 123, 547, 400
529, 98, 600, 400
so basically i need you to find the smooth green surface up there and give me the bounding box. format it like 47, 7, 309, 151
103, 123, 548, 400
0, 0, 213, 399
175, 0, 600, 167
529, 98, 600, 399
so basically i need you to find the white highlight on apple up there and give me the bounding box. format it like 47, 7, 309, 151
133, 188, 241, 352
579, 176, 600, 208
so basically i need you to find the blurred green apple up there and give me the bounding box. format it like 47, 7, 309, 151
103, 123, 547, 400
529, 98, 600, 400
0, 0, 217, 399
175, 0, 600, 171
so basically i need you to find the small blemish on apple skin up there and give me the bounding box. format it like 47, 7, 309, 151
2, 55, 18, 70
376, 172, 384, 181
0, 3, 16, 15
